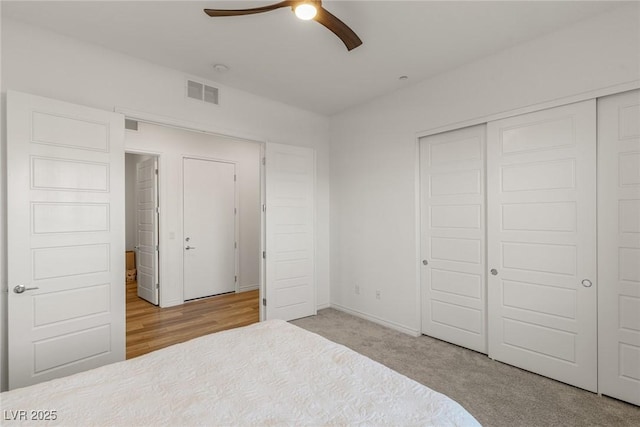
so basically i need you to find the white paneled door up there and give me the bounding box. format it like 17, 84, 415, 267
7, 91, 125, 389
183, 158, 236, 300
265, 143, 315, 321
135, 157, 159, 305
487, 100, 597, 392
598, 89, 640, 405
420, 125, 487, 354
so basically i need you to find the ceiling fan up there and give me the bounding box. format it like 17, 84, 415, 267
204, 1, 363, 51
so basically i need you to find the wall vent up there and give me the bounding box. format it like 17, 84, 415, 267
186, 79, 219, 105
124, 119, 139, 131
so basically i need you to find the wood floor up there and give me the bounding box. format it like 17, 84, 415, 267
126, 282, 260, 359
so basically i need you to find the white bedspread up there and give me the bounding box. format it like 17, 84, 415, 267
1, 320, 480, 426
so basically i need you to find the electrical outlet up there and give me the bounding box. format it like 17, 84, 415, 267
376, 290, 381, 300
355, 285, 360, 295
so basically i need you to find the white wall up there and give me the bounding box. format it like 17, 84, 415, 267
329, 4, 640, 334
0, 18, 330, 391
125, 122, 262, 299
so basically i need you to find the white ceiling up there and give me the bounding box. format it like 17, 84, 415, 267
2, 1, 624, 116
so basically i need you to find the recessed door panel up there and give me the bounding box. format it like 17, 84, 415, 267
31, 111, 109, 151
430, 170, 481, 196
502, 202, 576, 232
431, 204, 481, 229
32, 203, 109, 234
33, 284, 110, 327
31, 157, 110, 192
430, 269, 481, 299
500, 116, 575, 154
34, 325, 111, 373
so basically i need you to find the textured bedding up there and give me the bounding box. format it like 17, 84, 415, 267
1, 320, 480, 426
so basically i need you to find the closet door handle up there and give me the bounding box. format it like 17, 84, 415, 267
490, 269, 498, 276
13, 284, 39, 294
581, 279, 593, 288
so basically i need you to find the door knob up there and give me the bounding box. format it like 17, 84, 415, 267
185, 246, 196, 250
581, 279, 593, 288
13, 284, 39, 294
490, 269, 498, 276
422, 260, 428, 266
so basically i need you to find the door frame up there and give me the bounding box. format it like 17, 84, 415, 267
116, 107, 266, 321
125, 151, 161, 304
181, 155, 239, 297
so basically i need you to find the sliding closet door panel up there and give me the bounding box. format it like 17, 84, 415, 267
420, 125, 487, 354
265, 142, 315, 321
487, 100, 597, 392
598, 89, 640, 406
7, 91, 125, 389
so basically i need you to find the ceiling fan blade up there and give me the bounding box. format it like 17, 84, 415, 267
204, 1, 295, 17
314, 6, 362, 51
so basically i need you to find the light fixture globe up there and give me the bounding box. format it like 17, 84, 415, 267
294, 3, 317, 20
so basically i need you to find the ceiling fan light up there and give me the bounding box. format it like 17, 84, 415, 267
295, 3, 317, 20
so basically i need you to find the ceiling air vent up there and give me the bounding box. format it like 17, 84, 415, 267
186, 79, 219, 105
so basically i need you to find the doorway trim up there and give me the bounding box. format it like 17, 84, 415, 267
116, 107, 266, 321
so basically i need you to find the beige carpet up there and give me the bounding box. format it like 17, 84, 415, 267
291, 308, 640, 427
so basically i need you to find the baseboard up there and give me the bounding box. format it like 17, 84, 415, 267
316, 303, 330, 310
160, 299, 183, 308
238, 284, 259, 292
330, 303, 420, 337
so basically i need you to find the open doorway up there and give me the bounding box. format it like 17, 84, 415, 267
125, 153, 160, 305
123, 121, 262, 359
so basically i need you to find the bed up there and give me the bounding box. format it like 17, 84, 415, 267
1, 319, 480, 426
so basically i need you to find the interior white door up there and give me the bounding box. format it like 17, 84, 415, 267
487, 100, 597, 392
183, 158, 236, 300
265, 142, 315, 321
597, 89, 640, 405
420, 125, 487, 354
135, 157, 159, 305
7, 91, 125, 389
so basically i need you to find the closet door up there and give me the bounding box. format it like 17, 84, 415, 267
420, 125, 487, 354
7, 91, 125, 389
265, 142, 315, 321
487, 100, 597, 392
598, 89, 640, 406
